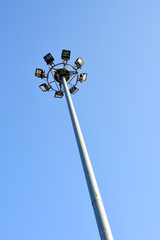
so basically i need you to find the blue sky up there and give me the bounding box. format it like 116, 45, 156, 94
0, 0, 160, 239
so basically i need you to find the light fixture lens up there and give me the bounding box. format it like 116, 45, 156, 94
79, 73, 87, 82
35, 68, 45, 78
54, 91, 64, 98
69, 86, 79, 94
43, 53, 54, 65
39, 83, 50, 92
61, 50, 71, 60
75, 57, 84, 69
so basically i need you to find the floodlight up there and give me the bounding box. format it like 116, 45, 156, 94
61, 50, 71, 60
35, 68, 45, 78
75, 57, 84, 69
39, 83, 50, 92
54, 91, 64, 98
79, 73, 87, 83
43, 53, 54, 65
69, 86, 79, 94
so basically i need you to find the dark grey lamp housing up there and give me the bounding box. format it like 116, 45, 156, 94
61, 50, 71, 60
79, 73, 87, 83
69, 86, 79, 94
35, 68, 45, 78
75, 57, 84, 69
54, 91, 64, 98
43, 53, 54, 65
39, 83, 50, 92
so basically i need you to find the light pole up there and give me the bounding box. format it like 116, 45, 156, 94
35, 50, 114, 240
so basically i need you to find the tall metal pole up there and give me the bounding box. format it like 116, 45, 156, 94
62, 76, 114, 240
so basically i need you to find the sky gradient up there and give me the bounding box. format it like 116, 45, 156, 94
0, 0, 160, 239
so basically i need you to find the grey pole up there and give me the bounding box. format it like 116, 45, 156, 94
62, 76, 114, 240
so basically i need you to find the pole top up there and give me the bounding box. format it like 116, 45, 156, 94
35, 50, 87, 98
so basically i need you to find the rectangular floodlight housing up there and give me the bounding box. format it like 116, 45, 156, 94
43, 53, 54, 65
35, 68, 45, 78
39, 83, 50, 92
79, 73, 87, 82
69, 86, 79, 94
54, 91, 64, 98
61, 50, 71, 60
75, 57, 84, 69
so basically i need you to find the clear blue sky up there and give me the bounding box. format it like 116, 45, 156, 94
0, 0, 160, 239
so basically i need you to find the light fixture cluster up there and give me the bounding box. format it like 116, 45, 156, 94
35, 50, 87, 98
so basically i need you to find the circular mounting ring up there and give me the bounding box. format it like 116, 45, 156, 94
46, 63, 79, 92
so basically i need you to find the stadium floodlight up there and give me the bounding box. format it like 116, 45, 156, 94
79, 73, 87, 83
39, 83, 50, 92
35, 50, 113, 240
75, 57, 84, 69
61, 50, 71, 61
35, 68, 45, 78
54, 91, 64, 98
43, 53, 54, 65
69, 86, 79, 94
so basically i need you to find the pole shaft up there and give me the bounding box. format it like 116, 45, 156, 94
62, 76, 113, 240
